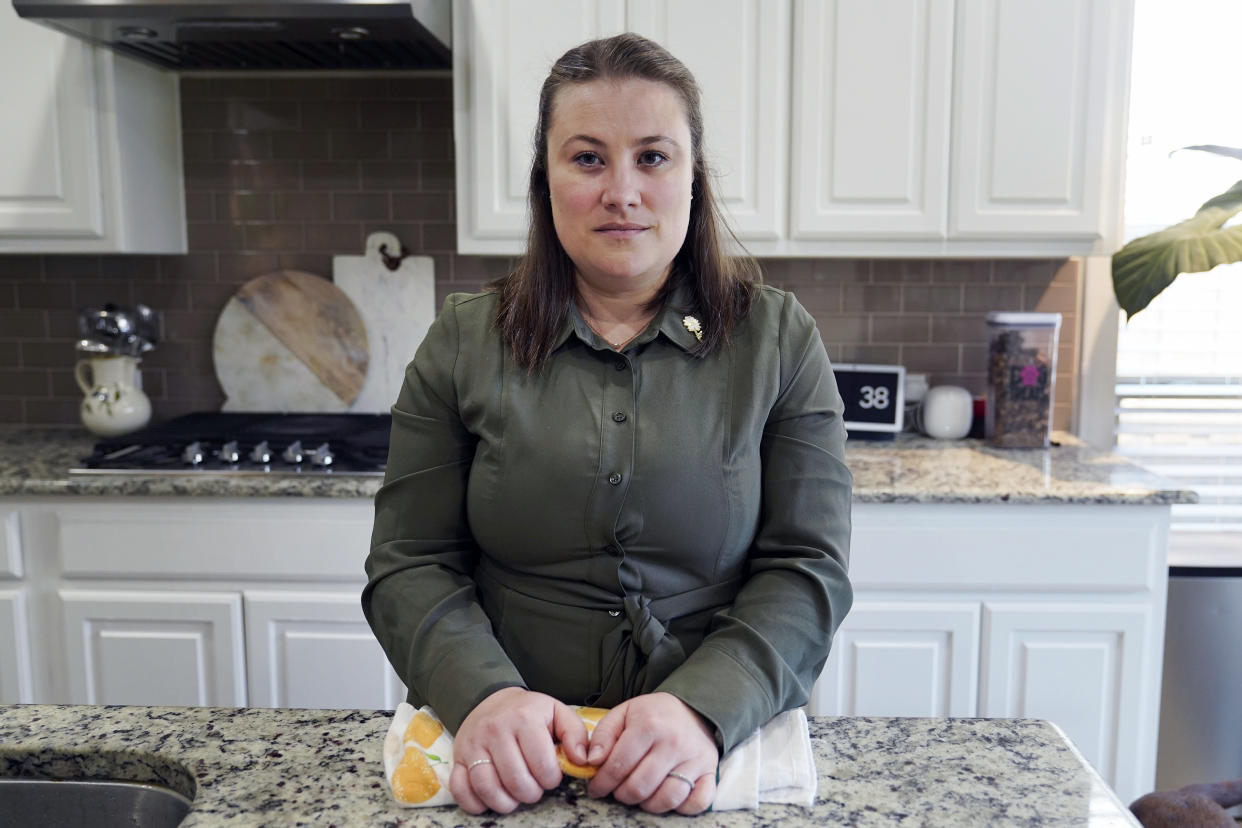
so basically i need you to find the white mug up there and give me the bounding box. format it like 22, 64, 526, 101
918, 385, 973, 440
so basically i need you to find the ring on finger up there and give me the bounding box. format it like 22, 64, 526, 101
466, 758, 494, 772
666, 771, 695, 789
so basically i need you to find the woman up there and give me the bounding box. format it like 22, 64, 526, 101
363, 33, 852, 816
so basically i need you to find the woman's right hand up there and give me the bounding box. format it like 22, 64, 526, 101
448, 686, 590, 814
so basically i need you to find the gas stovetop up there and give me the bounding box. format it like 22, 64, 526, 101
70, 413, 390, 476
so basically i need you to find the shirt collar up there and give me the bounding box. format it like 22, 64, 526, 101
552, 280, 702, 354
654, 281, 703, 353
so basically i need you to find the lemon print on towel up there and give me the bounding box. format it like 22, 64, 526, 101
391, 746, 442, 804
383, 705, 456, 807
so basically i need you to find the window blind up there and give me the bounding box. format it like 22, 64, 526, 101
1113, 263, 1242, 543
1117, 0, 1242, 558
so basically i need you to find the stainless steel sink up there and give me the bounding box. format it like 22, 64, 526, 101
0, 777, 192, 828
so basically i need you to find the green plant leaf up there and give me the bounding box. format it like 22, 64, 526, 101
1112, 178, 1242, 319
1179, 144, 1242, 162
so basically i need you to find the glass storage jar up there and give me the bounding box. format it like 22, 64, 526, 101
985, 312, 1061, 448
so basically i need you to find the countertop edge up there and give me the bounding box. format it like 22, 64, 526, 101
1, 427, 1198, 505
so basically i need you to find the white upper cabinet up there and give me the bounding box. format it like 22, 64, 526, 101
791, 0, 953, 242
627, 0, 790, 241
453, 0, 627, 253
0, 4, 185, 254
454, 0, 1134, 258
950, 0, 1129, 241
453, 0, 789, 253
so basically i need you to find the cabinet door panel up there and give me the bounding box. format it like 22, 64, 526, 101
628, 0, 789, 240
0, 3, 103, 239
811, 601, 979, 717
0, 507, 22, 578
0, 589, 34, 703
790, 0, 952, 239
59, 590, 246, 707
454, 0, 626, 252
57, 500, 375, 580
244, 591, 405, 710
950, 0, 1125, 238
981, 602, 1151, 802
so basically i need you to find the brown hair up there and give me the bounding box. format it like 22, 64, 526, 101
489, 33, 760, 370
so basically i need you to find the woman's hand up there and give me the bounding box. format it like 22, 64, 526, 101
449, 686, 590, 814
585, 692, 718, 814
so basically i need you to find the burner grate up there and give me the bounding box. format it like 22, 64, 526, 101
72, 412, 391, 476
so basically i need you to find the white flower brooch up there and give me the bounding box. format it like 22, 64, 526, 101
682, 315, 703, 342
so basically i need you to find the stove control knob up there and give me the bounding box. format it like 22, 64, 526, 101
249, 440, 272, 465
182, 441, 204, 466
220, 440, 241, 464
309, 442, 334, 467
282, 440, 304, 465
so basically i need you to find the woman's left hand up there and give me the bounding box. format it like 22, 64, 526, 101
584, 692, 718, 814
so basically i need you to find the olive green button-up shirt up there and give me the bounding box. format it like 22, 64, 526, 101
363, 283, 853, 753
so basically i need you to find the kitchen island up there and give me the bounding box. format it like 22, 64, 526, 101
0, 426, 1192, 806
0, 704, 1138, 827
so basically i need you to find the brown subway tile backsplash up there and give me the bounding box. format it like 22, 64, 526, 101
900, 345, 960, 374
212, 131, 272, 160
360, 160, 422, 191
16, 281, 76, 310
0, 310, 47, 339
330, 130, 390, 160
301, 161, 362, 191
271, 192, 333, 221
903, 285, 963, 313
963, 284, 1024, 312
872, 314, 931, 344
333, 193, 390, 221
271, 131, 331, 160
215, 193, 272, 222
0, 71, 1081, 431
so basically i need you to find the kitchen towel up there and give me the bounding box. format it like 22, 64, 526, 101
382, 704, 817, 810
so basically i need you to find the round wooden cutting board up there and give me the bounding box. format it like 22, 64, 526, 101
213, 270, 369, 412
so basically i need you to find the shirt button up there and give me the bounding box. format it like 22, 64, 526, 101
612, 412, 627, 423
614, 360, 626, 371
608, 610, 621, 617
608, 472, 622, 485
605, 545, 621, 557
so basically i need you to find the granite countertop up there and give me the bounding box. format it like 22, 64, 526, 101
0, 704, 1138, 827
0, 425, 1195, 505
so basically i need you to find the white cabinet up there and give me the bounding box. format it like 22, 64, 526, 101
454, 0, 1133, 257
453, 0, 626, 253
790, 0, 954, 242
15, 498, 397, 711
0, 3, 185, 253
59, 589, 246, 706
244, 591, 406, 710
949, 0, 1128, 241
0, 590, 34, 703
808, 502, 1171, 805
813, 600, 979, 717
0, 507, 31, 703
627, 0, 790, 241
453, 0, 790, 253
980, 601, 1152, 799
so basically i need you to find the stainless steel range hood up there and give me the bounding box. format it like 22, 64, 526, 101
13, 0, 451, 71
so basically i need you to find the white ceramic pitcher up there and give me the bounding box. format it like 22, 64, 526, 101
74, 355, 152, 437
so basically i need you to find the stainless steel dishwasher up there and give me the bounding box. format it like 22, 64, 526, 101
1156, 564, 1242, 817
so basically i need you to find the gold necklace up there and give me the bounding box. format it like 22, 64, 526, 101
580, 310, 650, 350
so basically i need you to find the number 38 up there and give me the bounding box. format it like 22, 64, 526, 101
858, 385, 890, 409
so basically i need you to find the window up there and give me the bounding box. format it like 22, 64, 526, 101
1115, 0, 1242, 557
